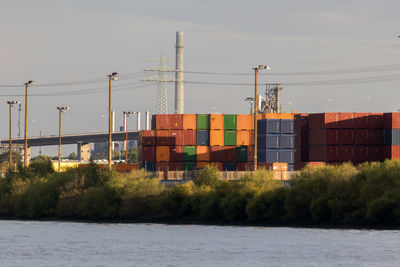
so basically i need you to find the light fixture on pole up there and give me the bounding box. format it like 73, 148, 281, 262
253, 65, 270, 171
7, 100, 20, 169
108, 72, 118, 168
244, 97, 254, 114
24, 80, 34, 167
123, 111, 135, 163
57, 106, 69, 172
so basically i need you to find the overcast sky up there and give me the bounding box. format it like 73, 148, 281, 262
1, 0, 400, 156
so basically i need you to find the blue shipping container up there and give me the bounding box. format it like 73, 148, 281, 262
267, 119, 280, 134
257, 135, 267, 149
145, 162, 156, 172
257, 120, 267, 135
223, 162, 237, 171
257, 150, 267, 162
266, 149, 280, 162
197, 130, 210, 146
280, 149, 294, 163
266, 134, 280, 149
280, 134, 294, 149
281, 119, 294, 134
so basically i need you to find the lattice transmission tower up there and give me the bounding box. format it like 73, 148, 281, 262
260, 83, 283, 113
142, 54, 175, 114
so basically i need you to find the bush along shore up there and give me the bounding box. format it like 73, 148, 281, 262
1, 156, 400, 228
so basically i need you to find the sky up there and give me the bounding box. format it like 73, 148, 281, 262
1, 0, 400, 156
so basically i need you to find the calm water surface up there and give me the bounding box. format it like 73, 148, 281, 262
0, 220, 399, 266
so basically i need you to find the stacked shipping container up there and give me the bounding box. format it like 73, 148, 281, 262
383, 113, 400, 159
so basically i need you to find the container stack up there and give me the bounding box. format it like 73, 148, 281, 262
383, 113, 400, 159
256, 113, 295, 170
294, 113, 309, 163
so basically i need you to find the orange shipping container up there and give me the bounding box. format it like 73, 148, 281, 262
210, 130, 224, 146
156, 146, 170, 162
237, 130, 250, 146
197, 146, 211, 161
280, 113, 295, 120
183, 114, 197, 130
237, 114, 253, 130
196, 162, 209, 168
210, 114, 224, 130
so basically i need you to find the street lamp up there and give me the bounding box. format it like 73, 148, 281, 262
57, 106, 69, 172
123, 111, 135, 163
244, 97, 254, 114
7, 101, 20, 169
253, 65, 270, 171
24, 80, 34, 167
108, 72, 118, 168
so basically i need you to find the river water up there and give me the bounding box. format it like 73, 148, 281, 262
0, 220, 399, 266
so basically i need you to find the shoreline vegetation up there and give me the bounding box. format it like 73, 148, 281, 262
1, 156, 400, 229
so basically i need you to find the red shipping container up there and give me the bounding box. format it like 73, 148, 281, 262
309, 129, 339, 146
353, 113, 369, 128
339, 146, 353, 161
140, 130, 156, 146
170, 146, 183, 162
368, 146, 383, 161
170, 130, 183, 146
152, 114, 170, 130
170, 114, 183, 130
340, 129, 354, 144
156, 162, 169, 171
295, 146, 302, 162
368, 129, 383, 145
309, 146, 339, 162
383, 113, 400, 129
309, 113, 340, 129
340, 113, 354, 128
210, 146, 224, 161
142, 146, 155, 161
368, 113, 383, 128
294, 113, 309, 129
156, 130, 170, 146
384, 146, 400, 160
354, 146, 368, 162
182, 130, 196, 145
354, 129, 368, 144
223, 146, 236, 162
169, 162, 183, 171
237, 162, 253, 171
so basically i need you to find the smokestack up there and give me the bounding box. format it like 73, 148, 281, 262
145, 111, 150, 130
136, 112, 141, 131
175, 31, 184, 114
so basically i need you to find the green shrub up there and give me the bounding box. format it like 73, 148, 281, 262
246, 187, 287, 222
78, 185, 121, 219
29, 156, 55, 177
194, 165, 220, 188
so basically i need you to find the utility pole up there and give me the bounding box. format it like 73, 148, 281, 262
18, 103, 22, 139
7, 101, 20, 169
24, 80, 34, 167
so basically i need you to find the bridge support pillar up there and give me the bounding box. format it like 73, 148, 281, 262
77, 143, 91, 162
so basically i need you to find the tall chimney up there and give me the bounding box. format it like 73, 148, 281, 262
175, 31, 184, 114
145, 111, 150, 130
136, 111, 141, 131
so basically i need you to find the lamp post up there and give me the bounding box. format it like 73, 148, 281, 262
24, 80, 34, 167
123, 111, 135, 163
253, 65, 270, 171
57, 106, 69, 172
7, 101, 20, 169
108, 72, 118, 168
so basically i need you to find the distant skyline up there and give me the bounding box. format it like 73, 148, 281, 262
1, 0, 400, 156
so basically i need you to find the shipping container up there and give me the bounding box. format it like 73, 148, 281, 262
355, 129, 368, 144
236, 130, 251, 146
280, 134, 294, 149
156, 162, 169, 172
183, 146, 196, 162
280, 149, 294, 163
309, 113, 340, 129
142, 146, 155, 161
182, 162, 196, 171
261, 134, 279, 149
383, 113, 400, 129
145, 162, 156, 172
224, 114, 237, 130
197, 146, 211, 162
170, 130, 183, 146
248, 145, 255, 162
280, 113, 295, 120
237, 162, 253, 171
223, 162, 237, 171
237, 114, 253, 130
368, 146, 383, 161
236, 146, 248, 162
267, 119, 280, 134
308, 128, 339, 146
210, 146, 224, 161
156, 146, 170, 162
249, 130, 255, 145
197, 114, 210, 130
210, 114, 224, 130
353, 113, 369, 128
339, 146, 353, 161
197, 130, 210, 146
259, 162, 288, 171
257, 120, 267, 135
182, 130, 196, 146
368, 129, 383, 145
368, 113, 384, 128
183, 114, 197, 130
170, 146, 183, 162
170, 114, 183, 130
156, 130, 170, 146
281, 120, 294, 134
384, 129, 400, 146
354, 146, 368, 162
152, 114, 170, 130
169, 162, 183, 171
224, 130, 237, 146
339, 113, 354, 128
309, 146, 339, 162
258, 149, 280, 163
196, 162, 209, 168
139, 130, 156, 146
340, 129, 354, 144
384, 145, 400, 159
223, 146, 236, 162
210, 130, 224, 146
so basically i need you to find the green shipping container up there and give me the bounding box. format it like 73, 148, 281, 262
183, 146, 197, 161
224, 114, 237, 130
197, 114, 210, 130
224, 130, 237, 146
236, 146, 248, 162
183, 162, 196, 171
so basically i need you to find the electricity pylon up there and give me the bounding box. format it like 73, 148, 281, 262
260, 83, 283, 113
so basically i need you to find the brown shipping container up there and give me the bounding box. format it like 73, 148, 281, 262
237, 130, 250, 146
249, 130, 255, 145
383, 113, 400, 129
156, 146, 170, 162
339, 113, 354, 128
237, 162, 253, 171
209, 162, 223, 171
369, 146, 383, 161
309, 113, 340, 129
152, 114, 170, 130
182, 130, 196, 145
237, 114, 253, 130
355, 129, 368, 144
197, 146, 211, 162
368, 129, 383, 145
156, 130, 170, 146
353, 113, 369, 128
309, 128, 339, 146
210, 114, 224, 130
210, 130, 224, 146
183, 114, 197, 130
140, 130, 156, 146
340, 129, 354, 144
142, 146, 155, 161
223, 146, 236, 162
156, 162, 169, 171
339, 146, 353, 161
170, 114, 183, 130
169, 162, 183, 171
170, 130, 183, 146
248, 145, 255, 161
354, 146, 368, 162
309, 146, 339, 162
196, 162, 209, 168
210, 146, 224, 161
170, 146, 183, 162
368, 113, 383, 128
